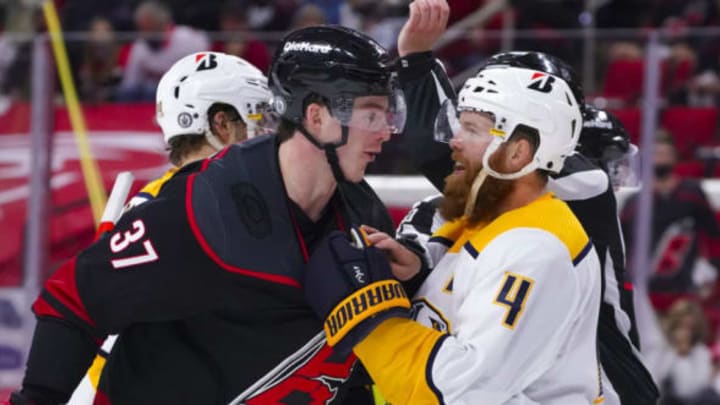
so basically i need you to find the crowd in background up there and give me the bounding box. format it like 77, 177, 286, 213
0, 0, 718, 106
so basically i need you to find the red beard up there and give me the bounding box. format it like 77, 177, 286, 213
439, 147, 515, 226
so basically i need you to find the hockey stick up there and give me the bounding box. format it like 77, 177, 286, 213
95, 171, 134, 239
227, 332, 328, 405
67, 171, 134, 405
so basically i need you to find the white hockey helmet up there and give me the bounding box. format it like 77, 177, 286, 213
437, 65, 582, 178
156, 52, 274, 147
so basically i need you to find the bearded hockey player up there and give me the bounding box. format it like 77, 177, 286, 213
303, 58, 609, 403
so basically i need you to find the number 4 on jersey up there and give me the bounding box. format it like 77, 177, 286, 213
493, 272, 534, 329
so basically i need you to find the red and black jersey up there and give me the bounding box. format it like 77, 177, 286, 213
621, 179, 720, 293
24, 135, 393, 405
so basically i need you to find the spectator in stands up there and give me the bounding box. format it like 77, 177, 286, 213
596, 0, 653, 28
78, 17, 122, 103
212, 0, 271, 73
512, 0, 582, 65
303, 0, 342, 24
115, 0, 209, 101
635, 290, 714, 405
1, 7, 41, 101
660, 299, 714, 404
0, 4, 18, 108
290, 4, 327, 30
339, 0, 407, 51
607, 41, 644, 61
621, 131, 720, 298
244, 0, 297, 32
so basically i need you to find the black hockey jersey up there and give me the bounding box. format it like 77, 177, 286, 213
24, 135, 393, 405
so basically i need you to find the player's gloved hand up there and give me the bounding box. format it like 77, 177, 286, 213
304, 227, 411, 355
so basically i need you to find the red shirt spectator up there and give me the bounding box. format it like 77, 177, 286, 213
213, 0, 271, 74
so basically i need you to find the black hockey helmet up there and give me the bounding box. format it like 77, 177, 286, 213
269, 25, 405, 136
579, 105, 639, 188
578, 104, 632, 163
478, 51, 585, 111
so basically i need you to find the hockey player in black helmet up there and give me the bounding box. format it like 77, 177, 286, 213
270, 28, 405, 179
7, 26, 408, 405
578, 105, 640, 189
268, 25, 406, 231
549, 104, 654, 404
578, 105, 633, 164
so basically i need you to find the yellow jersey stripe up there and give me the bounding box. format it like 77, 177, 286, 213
138, 167, 177, 198
86, 354, 106, 389
435, 193, 589, 262
432, 219, 469, 250
355, 318, 445, 405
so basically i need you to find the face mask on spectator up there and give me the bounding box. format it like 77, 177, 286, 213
654, 164, 674, 179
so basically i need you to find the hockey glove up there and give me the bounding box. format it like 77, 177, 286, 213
305, 228, 411, 354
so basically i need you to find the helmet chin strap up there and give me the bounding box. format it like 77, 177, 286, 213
463, 137, 539, 217
464, 168, 488, 217
297, 123, 350, 184
297, 123, 360, 227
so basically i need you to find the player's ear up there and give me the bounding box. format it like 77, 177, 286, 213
304, 102, 324, 132
210, 110, 232, 142
503, 138, 533, 171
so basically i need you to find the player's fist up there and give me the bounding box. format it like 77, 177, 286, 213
398, 0, 450, 56
304, 229, 410, 354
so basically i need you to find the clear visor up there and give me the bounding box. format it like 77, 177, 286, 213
329, 89, 407, 134
246, 102, 280, 137
607, 143, 640, 190
434, 98, 499, 143
434, 99, 462, 143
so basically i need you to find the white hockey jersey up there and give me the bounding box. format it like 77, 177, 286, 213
355, 193, 603, 405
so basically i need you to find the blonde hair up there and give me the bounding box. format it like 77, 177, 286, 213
663, 299, 708, 345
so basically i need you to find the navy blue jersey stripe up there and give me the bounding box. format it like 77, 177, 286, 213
135, 191, 155, 201
573, 241, 593, 266
426, 334, 450, 405
429, 236, 454, 248
464, 241, 479, 259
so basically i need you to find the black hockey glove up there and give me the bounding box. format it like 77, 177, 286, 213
304, 228, 411, 354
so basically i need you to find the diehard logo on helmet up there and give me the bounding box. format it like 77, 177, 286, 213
282, 41, 332, 54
